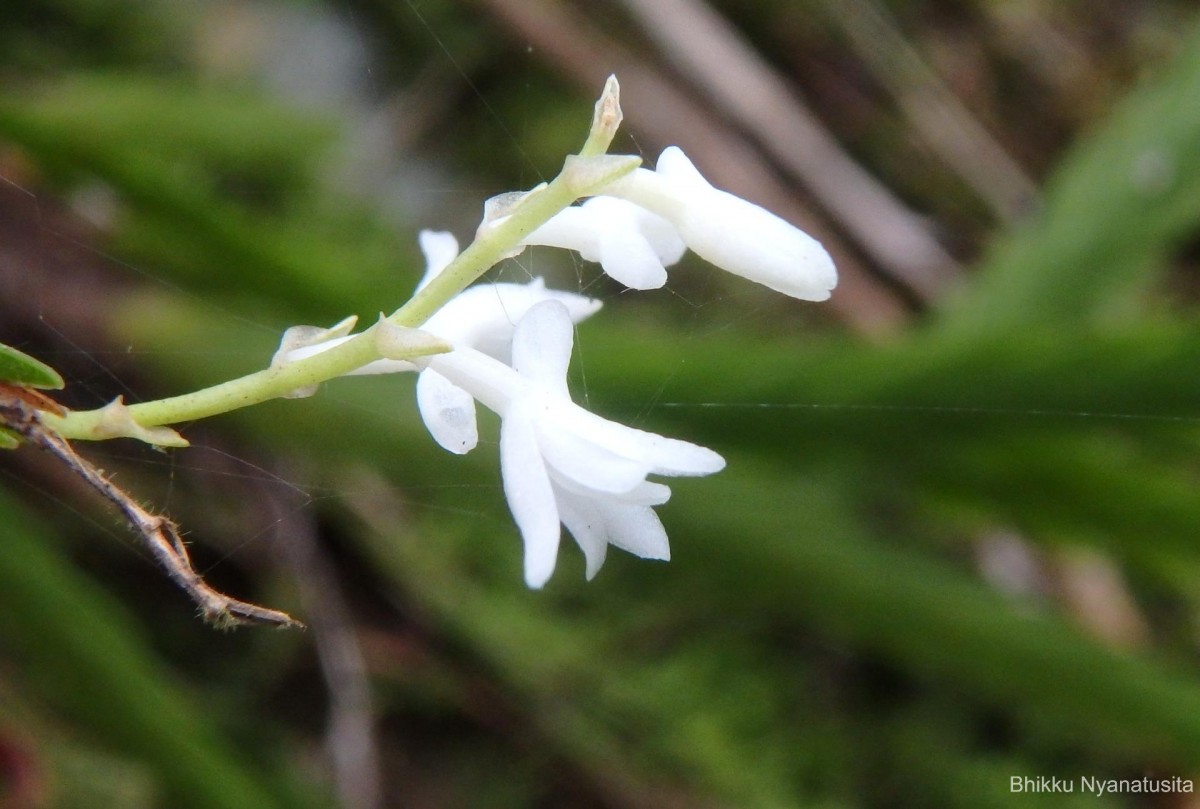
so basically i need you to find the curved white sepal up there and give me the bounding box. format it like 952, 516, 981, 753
501, 403, 562, 589
416, 369, 478, 455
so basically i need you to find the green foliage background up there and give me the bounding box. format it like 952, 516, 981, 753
3, 1, 1200, 807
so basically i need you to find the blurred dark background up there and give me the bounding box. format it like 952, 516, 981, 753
3, 1, 1200, 807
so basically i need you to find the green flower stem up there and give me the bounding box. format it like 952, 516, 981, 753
386, 157, 634, 328
50, 115, 636, 442
48, 328, 380, 438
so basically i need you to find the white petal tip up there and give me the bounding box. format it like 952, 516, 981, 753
416, 370, 479, 455
415, 230, 460, 290
651, 439, 725, 477
524, 564, 554, 590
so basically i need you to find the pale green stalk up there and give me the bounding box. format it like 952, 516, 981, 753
50, 77, 632, 442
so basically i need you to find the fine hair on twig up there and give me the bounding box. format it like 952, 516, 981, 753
0, 386, 302, 630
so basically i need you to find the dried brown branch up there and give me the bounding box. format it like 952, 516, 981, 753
264, 469, 381, 809
820, 0, 1039, 222
0, 392, 302, 630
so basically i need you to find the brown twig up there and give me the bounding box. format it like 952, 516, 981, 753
820, 0, 1039, 222
0, 392, 302, 630
264, 468, 381, 809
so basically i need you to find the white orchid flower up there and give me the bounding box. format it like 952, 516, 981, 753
411, 272, 601, 456
410, 231, 602, 454
421, 299, 725, 588
601, 146, 838, 301
522, 196, 685, 289
277, 230, 602, 453
412, 229, 599, 360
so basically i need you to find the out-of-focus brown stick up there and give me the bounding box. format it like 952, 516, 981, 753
265, 472, 382, 809
821, 0, 1039, 223
469, 0, 911, 335
613, 0, 960, 303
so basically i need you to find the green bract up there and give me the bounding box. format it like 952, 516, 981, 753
0, 427, 19, 449
0, 342, 65, 390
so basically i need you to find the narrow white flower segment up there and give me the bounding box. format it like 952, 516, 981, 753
420, 300, 725, 588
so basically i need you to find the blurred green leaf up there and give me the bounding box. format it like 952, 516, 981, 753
942, 17, 1200, 331
0, 487, 326, 809
0, 74, 415, 324
0, 341, 64, 389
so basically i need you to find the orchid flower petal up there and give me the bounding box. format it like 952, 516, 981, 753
556, 492, 609, 580
415, 230, 460, 290
618, 480, 672, 506
601, 502, 670, 561
557, 486, 670, 570
524, 196, 680, 290
423, 346, 520, 415
416, 369, 478, 454
641, 433, 727, 477
596, 227, 669, 289
500, 403, 562, 589
511, 300, 574, 394
539, 416, 654, 494
424, 280, 601, 364
521, 207, 599, 257
632, 204, 687, 266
